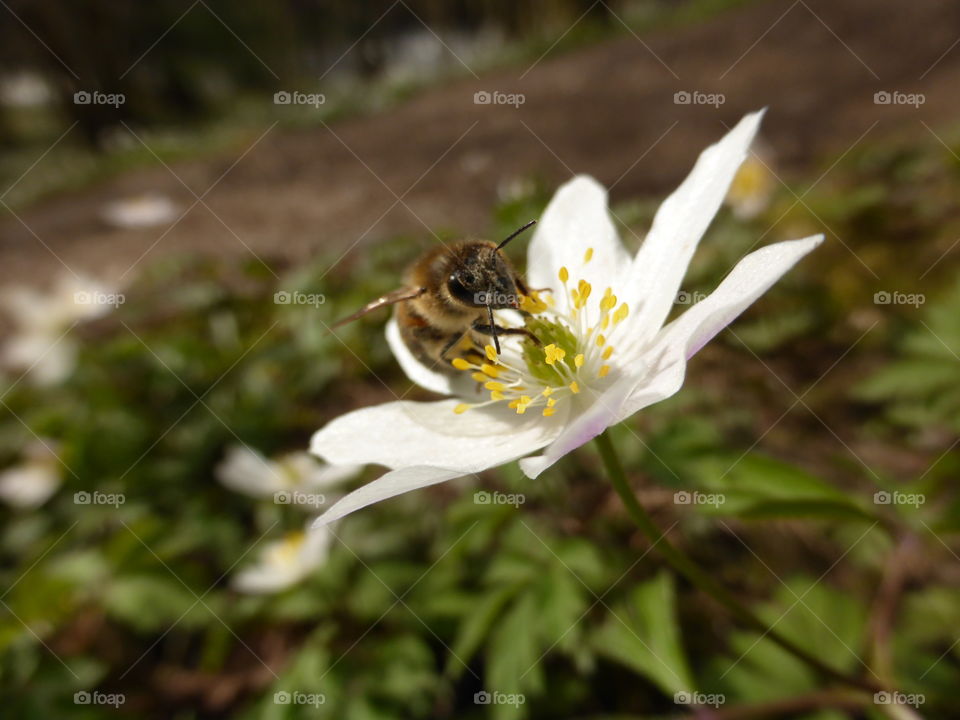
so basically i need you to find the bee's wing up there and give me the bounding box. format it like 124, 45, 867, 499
331, 286, 426, 328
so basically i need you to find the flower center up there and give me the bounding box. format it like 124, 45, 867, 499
449, 248, 630, 417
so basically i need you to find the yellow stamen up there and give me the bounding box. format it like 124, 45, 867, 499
484, 381, 505, 392
471, 372, 487, 382
480, 363, 500, 378
574, 353, 584, 368
485, 345, 498, 361
490, 391, 505, 401
598, 365, 611, 378
595, 334, 606, 347
600, 290, 617, 311
569, 381, 580, 394
602, 345, 614, 359
544, 344, 566, 365
583, 247, 594, 264
452, 358, 471, 370
547, 397, 557, 408
558, 266, 569, 283
454, 403, 471, 414
613, 303, 630, 324
542, 387, 553, 397
543, 407, 557, 417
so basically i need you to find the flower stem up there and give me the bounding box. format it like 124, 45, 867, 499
593, 430, 879, 693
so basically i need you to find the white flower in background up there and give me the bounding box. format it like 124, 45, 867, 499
100, 193, 177, 229
232, 523, 333, 594
1, 274, 117, 386
310, 110, 823, 528
216, 445, 361, 507
0, 440, 62, 509
724, 141, 775, 220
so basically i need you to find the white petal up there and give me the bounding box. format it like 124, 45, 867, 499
519, 360, 685, 478
310, 399, 566, 525
621, 111, 764, 342
311, 398, 564, 472
655, 235, 824, 360
216, 445, 279, 497
0, 464, 61, 508
526, 175, 631, 318
386, 316, 457, 395
312, 465, 464, 528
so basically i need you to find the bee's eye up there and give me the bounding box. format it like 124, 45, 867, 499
448, 274, 478, 305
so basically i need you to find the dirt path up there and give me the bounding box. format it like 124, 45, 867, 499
2, 0, 959, 288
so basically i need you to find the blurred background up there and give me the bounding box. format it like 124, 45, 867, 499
1, 0, 959, 717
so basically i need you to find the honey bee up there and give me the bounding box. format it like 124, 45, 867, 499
332, 220, 542, 373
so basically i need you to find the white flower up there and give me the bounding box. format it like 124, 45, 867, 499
0, 440, 61, 509
100, 193, 177, 229
215, 445, 361, 507
310, 110, 823, 529
232, 523, 333, 594
1, 273, 117, 385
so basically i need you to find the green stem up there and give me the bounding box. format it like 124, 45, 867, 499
594, 431, 879, 693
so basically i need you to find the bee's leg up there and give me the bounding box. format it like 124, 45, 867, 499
471, 320, 542, 347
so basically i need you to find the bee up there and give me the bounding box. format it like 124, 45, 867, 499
332, 220, 542, 373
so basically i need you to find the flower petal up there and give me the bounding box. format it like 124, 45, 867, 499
310, 399, 565, 525
312, 398, 565, 471
386, 317, 457, 395
526, 175, 631, 318
655, 235, 824, 361
311, 465, 464, 528
619, 111, 764, 343
519, 361, 684, 478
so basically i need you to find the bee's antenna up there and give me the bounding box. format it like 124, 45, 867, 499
487, 303, 501, 354
496, 219, 537, 251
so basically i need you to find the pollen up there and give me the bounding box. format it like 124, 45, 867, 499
574, 353, 584, 368
542, 407, 557, 417
542, 387, 553, 397
471, 372, 487, 382
602, 346, 614, 359
454, 403, 471, 414
569, 381, 580, 394
490, 390, 505, 401
600, 290, 617, 312
598, 365, 611, 378
558, 266, 569, 283
485, 344, 498, 361
583, 247, 594, 264
451, 358, 471, 371
595, 334, 606, 347
484, 381, 506, 392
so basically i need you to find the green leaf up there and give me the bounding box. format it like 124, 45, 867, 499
592, 572, 694, 696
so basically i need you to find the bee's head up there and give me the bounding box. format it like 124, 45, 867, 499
447, 244, 519, 309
